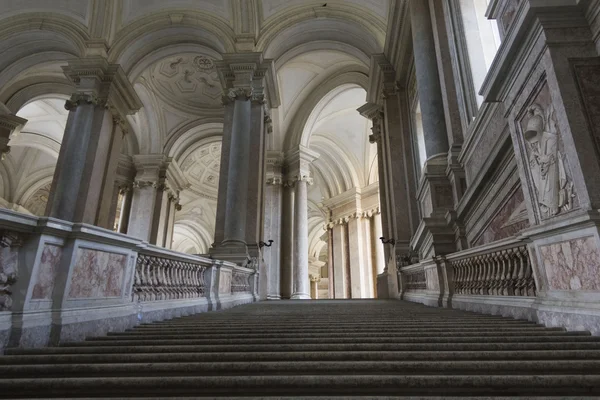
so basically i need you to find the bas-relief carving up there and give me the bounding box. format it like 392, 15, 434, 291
68, 249, 127, 299
31, 244, 62, 300
0, 246, 18, 311
540, 236, 600, 291
219, 270, 232, 294
474, 188, 530, 247
521, 84, 576, 221
501, 0, 519, 32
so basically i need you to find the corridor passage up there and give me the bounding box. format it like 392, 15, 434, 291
2, 300, 600, 398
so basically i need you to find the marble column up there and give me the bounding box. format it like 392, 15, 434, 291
45, 58, 141, 224
263, 162, 283, 300
127, 155, 167, 242
327, 225, 335, 298
310, 275, 320, 299
224, 91, 251, 245
347, 214, 369, 298
291, 176, 310, 299
164, 193, 180, 249
211, 53, 277, 265
410, 0, 449, 159
96, 120, 125, 229
280, 182, 294, 299
373, 212, 385, 275
331, 222, 347, 299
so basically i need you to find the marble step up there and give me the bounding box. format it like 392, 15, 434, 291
87, 331, 586, 342
59, 334, 600, 347
8, 341, 600, 355
101, 328, 569, 339
3, 359, 600, 378
143, 319, 536, 326
33, 397, 598, 400
1, 375, 600, 397
4, 349, 600, 365
131, 322, 542, 331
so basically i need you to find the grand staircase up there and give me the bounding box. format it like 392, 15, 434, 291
2, 300, 600, 398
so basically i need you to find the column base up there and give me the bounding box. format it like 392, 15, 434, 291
290, 293, 311, 300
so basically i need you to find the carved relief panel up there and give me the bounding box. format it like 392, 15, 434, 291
518, 83, 577, 223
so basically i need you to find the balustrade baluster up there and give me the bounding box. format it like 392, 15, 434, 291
475, 255, 485, 294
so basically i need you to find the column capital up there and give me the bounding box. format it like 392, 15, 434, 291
285, 145, 319, 180
132, 154, 169, 184
216, 53, 280, 107
357, 102, 383, 121
62, 57, 142, 120
0, 104, 27, 157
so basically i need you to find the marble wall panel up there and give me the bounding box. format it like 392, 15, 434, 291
540, 236, 600, 291
68, 248, 127, 299
31, 244, 62, 300
219, 269, 232, 294
572, 61, 600, 158
463, 104, 507, 185
473, 188, 529, 246
501, 0, 519, 33
425, 267, 440, 292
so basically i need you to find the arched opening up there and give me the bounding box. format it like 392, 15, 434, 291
302, 85, 381, 299
0, 96, 67, 216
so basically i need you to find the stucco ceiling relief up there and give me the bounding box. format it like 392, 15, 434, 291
149, 54, 222, 109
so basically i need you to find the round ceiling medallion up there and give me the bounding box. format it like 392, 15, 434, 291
193, 56, 214, 71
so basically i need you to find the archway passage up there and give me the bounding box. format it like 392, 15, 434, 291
304, 85, 383, 299
0, 96, 67, 216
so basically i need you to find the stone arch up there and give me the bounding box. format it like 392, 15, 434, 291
165, 119, 223, 160
109, 14, 235, 72
284, 71, 368, 150
258, 4, 385, 61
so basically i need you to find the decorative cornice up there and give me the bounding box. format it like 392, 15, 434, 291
266, 177, 283, 186
61, 58, 142, 120
133, 180, 159, 189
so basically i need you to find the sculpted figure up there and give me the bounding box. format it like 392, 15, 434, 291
524, 104, 574, 218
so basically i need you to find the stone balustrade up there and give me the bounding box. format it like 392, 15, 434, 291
402, 266, 427, 291
0, 209, 256, 351
450, 245, 536, 297
232, 268, 252, 293
399, 238, 538, 311
133, 251, 209, 302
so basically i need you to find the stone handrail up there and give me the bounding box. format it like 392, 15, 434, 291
232, 267, 253, 293
448, 240, 536, 297
401, 265, 427, 291
133, 248, 210, 302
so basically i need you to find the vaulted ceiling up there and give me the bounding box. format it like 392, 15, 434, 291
0, 0, 393, 252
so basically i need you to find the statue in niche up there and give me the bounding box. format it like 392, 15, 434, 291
523, 104, 575, 218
